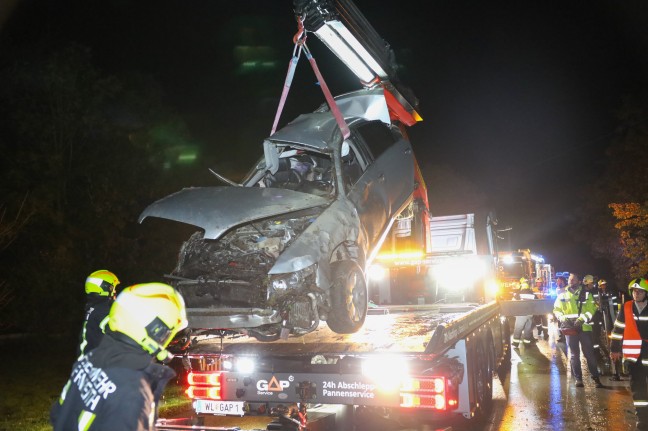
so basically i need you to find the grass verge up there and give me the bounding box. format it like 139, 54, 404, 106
0, 336, 191, 431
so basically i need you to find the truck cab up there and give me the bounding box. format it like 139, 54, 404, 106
369, 212, 499, 305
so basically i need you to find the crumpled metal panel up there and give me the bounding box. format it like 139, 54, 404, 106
334, 89, 390, 124
138, 186, 331, 240
269, 88, 390, 148
270, 198, 360, 274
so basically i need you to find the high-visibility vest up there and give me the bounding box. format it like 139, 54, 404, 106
622, 301, 646, 362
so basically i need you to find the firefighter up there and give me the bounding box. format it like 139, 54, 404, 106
610, 278, 648, 430
583, 275, 603, 355
554, 276, 568, 343
77, 270, 120, 359
533, 277, 549, 340
512, 278, 537, 348
598, 279, 621, 380
553, 273, 603, 388
51, 283, 188, 431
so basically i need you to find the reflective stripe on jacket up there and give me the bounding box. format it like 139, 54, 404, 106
622, 300, 643, 362
611, 300, 648, 366
552, 285, 598, 331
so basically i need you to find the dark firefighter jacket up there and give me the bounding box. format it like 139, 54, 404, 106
51, 333, 176, 431
514, 286, 537, 301
610, 301, 648, 365
77, 294, 113, 358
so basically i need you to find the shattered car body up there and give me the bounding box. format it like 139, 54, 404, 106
139, 88, 416, 341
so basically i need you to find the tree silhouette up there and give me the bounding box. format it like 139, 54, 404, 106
573, 99, 648, 287
0, 42, 197, 333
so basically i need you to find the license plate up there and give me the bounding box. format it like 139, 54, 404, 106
193, 400, 245, 416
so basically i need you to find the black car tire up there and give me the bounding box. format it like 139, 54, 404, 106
326, 260, 368, 334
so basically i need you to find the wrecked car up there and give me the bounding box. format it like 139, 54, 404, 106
139, 88, 416, 341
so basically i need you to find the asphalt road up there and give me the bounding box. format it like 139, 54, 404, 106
458, 327, 636, 431
166, 323, 638, 431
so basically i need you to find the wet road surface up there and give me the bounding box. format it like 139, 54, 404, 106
448, 328, 637, 431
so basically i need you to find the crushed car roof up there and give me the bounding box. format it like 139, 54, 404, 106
268, 87, 391, 150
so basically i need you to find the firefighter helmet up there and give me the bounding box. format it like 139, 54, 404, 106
108, 283, 188, 362
598, 279, 607, 287
582, 274, 594, 284
628, 278, 648, 293
85, 270, 120, 297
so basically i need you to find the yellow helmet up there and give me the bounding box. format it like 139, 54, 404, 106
519, 277, 527, 283
628, 278, 648, 293
598, 279, 607, 287
85, 270, 120, 297
108, 283, 188, 362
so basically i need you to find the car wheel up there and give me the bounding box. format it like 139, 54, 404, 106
327, 260, 368, 334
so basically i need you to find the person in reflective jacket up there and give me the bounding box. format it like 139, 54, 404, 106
51, 283, 187, 431
77, 270, 120, 359
512, 278, 537, 348
553, 273, 602, 388
610, 278, 648, 430
598, 279, 622, 380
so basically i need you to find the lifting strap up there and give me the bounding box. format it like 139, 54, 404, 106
270, 17, 350, 140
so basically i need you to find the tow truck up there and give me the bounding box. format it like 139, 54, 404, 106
155, 1, 555, 429
369, 212, 500, 306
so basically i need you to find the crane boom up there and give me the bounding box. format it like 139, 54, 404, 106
293, 0, 422, 126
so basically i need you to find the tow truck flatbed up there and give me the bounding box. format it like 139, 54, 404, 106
186, 303, 479, 356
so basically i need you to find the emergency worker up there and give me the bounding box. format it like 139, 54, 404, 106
555, 276, 568, 343
533, 277, 549, 340
77, 270, 120, 359
598, 279, 621, 380
553, 273, 602, 388
512, 278, 537, 348
555, 274, 568, 296
610, 278, 648, 430
583, 275, 603, 354
51, 283, 188, 431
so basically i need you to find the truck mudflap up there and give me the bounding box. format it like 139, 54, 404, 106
498, 298, 555, 317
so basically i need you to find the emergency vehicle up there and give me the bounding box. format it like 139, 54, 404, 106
155, 1, 554, 429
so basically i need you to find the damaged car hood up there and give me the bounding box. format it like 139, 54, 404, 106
139, 187, 331, 240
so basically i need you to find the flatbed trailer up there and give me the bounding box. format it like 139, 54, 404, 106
172, 300, 516, 430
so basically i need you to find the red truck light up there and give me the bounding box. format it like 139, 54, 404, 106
186, 371, 223, 400
399, 377, 456, 410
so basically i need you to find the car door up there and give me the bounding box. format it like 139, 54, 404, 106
345, 121, 415, 253
354, 121, 415, 222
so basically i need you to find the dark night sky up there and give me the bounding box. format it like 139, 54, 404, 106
2, 0, 647, 275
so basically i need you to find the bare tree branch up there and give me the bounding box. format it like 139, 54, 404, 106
0, 192, 33, 252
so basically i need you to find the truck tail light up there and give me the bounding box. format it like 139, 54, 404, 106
186, 371, 223, 400
399, 377, 457, 411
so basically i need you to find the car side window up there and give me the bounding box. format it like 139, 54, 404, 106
341, 141, 364, 191
353, 120, 397, 160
